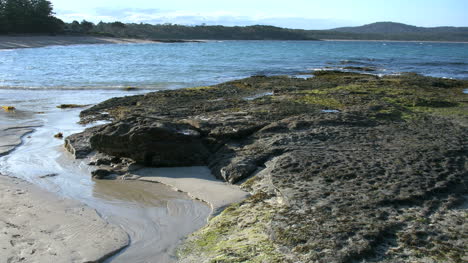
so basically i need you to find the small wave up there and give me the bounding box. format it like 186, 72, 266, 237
0, 86, 149, 91
307, 67, 335, 71
339, 58, 381, 66
0, 83, 189, 91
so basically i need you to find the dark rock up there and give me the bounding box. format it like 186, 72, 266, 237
64, 125, 104, 159
123, 87, 138, 91
39, 173, 58, 178
56, 104, 89, 109
220, 158, 259, 184
89, 121, 210, 166
91, 169, 114, 179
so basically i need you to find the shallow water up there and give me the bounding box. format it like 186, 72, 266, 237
0, 89, 211, 262
0, 41, 467, 90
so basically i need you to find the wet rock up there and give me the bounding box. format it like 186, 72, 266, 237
39, 173, 58, 178
56, 104, 89, 109
91, 169, 114, 180
220, 158, 260, 184
122, 86, 138, 91
127, 163, 144, 172
54, 132, 63, 139
89, 121, 210, 167
1, 106, 15, 112
64, 125, 104, 159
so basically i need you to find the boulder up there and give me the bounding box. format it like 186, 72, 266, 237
89, 121, 211, 167
64, 125, 104, 159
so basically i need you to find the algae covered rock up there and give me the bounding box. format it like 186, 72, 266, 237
67, 71, 468, 262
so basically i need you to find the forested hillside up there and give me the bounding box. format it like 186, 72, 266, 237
0, 0, 64, 33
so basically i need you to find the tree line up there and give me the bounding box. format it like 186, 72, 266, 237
68, 21, 315, 40
0, 0, 64, 33
65, 21, 468, 42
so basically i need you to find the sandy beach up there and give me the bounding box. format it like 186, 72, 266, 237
0, 121, 129, 262
0, 36, 155, 50
0, 175, 129, 262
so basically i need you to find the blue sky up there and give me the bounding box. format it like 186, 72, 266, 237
51, 0, 468, 29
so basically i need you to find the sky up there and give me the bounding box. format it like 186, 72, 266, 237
51, 0, 468, 29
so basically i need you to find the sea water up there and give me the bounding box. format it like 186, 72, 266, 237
0, 40, 467, 90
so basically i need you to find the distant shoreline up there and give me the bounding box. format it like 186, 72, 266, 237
1, 36, 467, 50
321, 39, 468, 44
0, 35, 155, 50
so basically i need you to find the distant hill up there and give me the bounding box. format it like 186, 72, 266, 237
59, 20, 468, 42
298, 22, 468, 42
332, 22, 468, 34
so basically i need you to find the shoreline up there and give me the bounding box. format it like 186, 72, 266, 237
0, 35, 156, 50
320, 38, 468, 43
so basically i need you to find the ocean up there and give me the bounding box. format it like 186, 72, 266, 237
0, 40, 467, 90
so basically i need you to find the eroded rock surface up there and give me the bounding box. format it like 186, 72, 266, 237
67, 72, 468, 262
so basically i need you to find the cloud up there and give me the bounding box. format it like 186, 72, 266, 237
56, 8, 354, 29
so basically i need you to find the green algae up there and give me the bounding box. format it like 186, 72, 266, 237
294, 94, 344, 109
178, 194, 285, 263
185, 86, 215, 91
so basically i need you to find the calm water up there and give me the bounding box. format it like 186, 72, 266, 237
0, 40, 467, 90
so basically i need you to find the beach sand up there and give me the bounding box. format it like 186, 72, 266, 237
0, 175, 129, 263
0, 36, 155, 50
135, 167, 250, 216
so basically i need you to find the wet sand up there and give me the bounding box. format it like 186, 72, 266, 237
136, 167, 250, 216
0, 123, 37, 156
0, 175, 129, 262
0, 36, 155, 50
0, 89, 244, 262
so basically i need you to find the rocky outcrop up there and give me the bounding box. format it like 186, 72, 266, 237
66, 71, 468, 262
89, 121, 210, 167
64, 125, 103, 158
